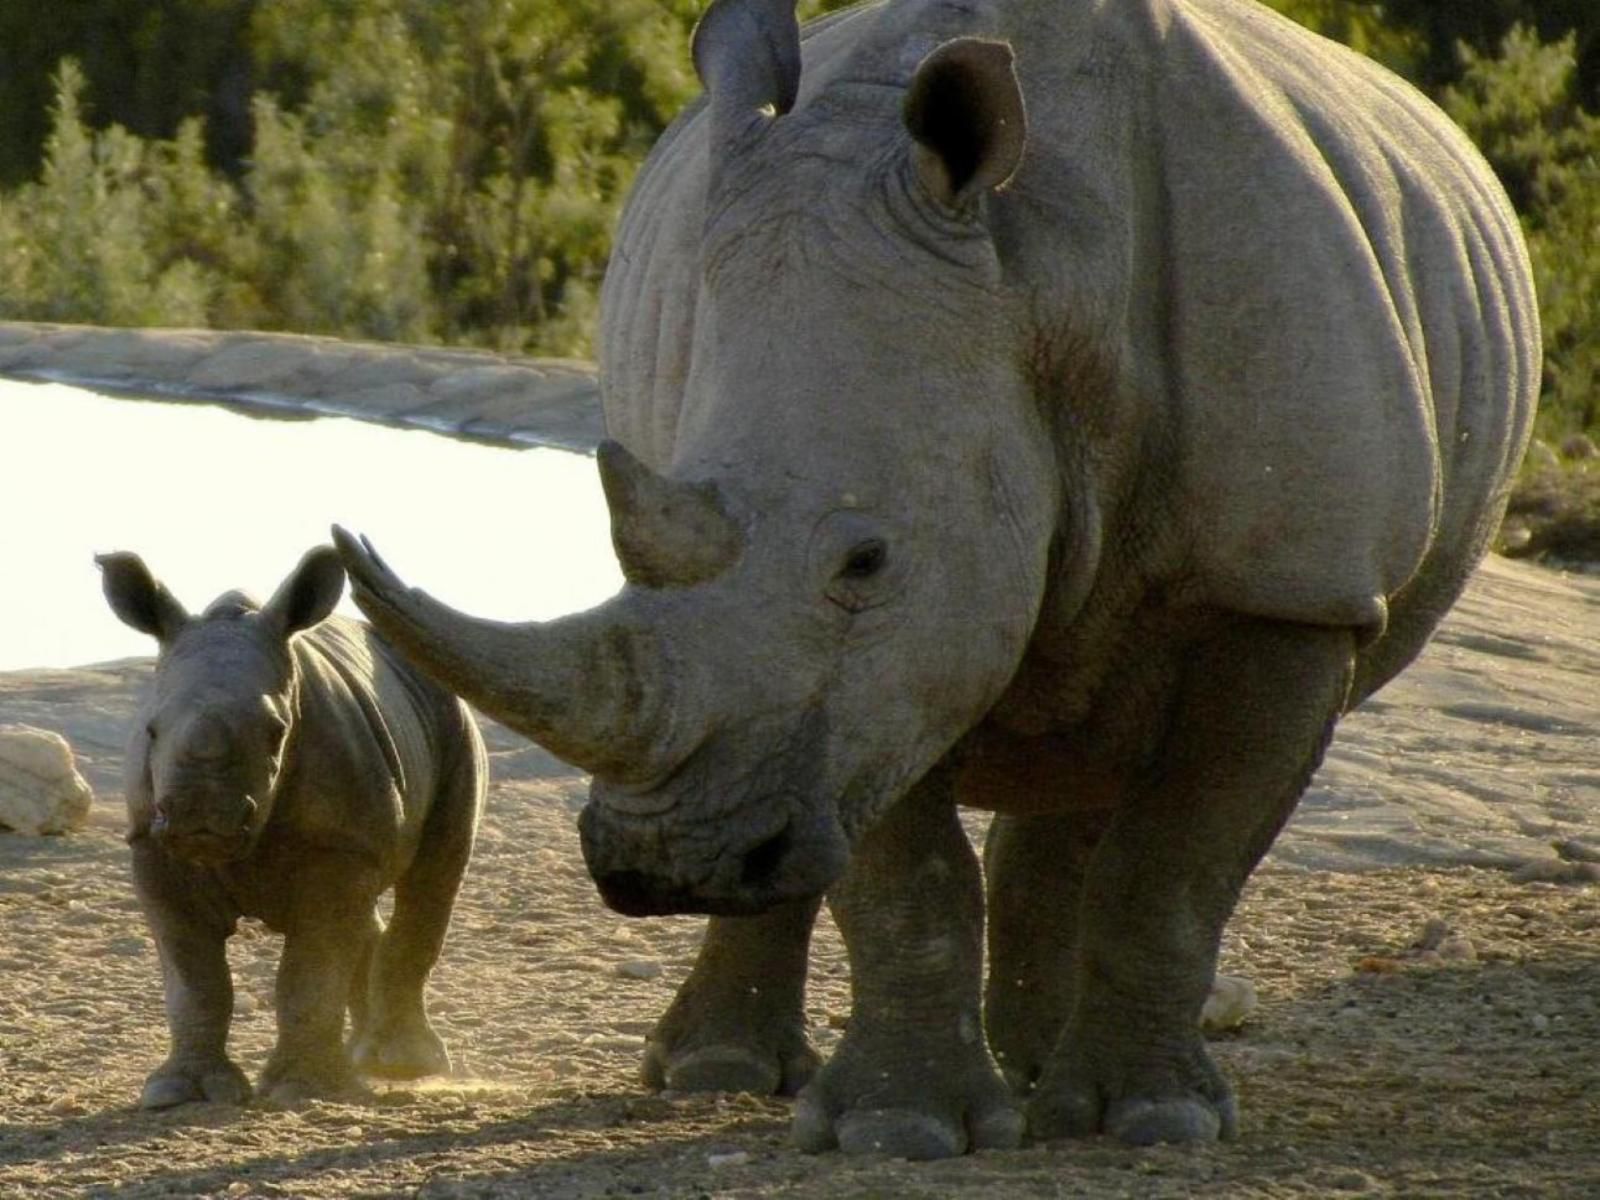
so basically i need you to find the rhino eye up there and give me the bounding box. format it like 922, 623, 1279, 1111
839, 539, 888, 581
145, 722, 158, 743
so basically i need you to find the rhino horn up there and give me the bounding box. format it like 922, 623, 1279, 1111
331, 526, 674, 782
598, 440, 744, 589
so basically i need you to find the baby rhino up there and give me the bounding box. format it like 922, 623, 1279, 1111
98, 546, 486, 1108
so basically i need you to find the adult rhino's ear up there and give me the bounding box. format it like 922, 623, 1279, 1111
263, 545, 345, 637
692, 0, 801, 119
904, 38, 1026, 209
97, 552, 190, 644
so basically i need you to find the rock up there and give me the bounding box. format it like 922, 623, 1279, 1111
1511, 858, 1600, 885
1412, 917, 1451, 952
1201, 974, 1258, 1033
1498, 519, 1532, 553
1314, 1167, 1380, 1193
1553, 838, 1600, 864
614, 960, 663, 980
0, 725, 93, 835
46, 1093, 86, 1116
1436, 936, 1477, 962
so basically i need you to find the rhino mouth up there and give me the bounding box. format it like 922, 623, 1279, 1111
577, 703, 853, 916
154, 826, 252, 867
149, 793, 261, 867
579, 796, 850, 917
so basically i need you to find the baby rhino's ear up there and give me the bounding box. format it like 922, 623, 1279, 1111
97, 552, 190, 643
263, 545, 345, 637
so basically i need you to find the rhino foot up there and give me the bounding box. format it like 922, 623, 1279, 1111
257, 1052, 369, 1108
640, 1024, 819, 1100
790, 1022, 1022, 1160
641, 904, 821, 1097
1026, 1039, 1238, 1145
351, 1018, 452, 1080
140, 1056, 252, 1109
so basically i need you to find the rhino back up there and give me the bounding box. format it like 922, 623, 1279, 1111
273, 616, 476, 873
600, 0, 1536, 635
1129, 0, 1537, 630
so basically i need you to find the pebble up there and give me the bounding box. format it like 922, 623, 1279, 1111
707, 1151, 750, 1168
1553, 838, 1600, 864
614, 959, 663, 981
1436, 935, 1477, 962
1412, 918, 1451, 952
1530, 1013, 1551, 1035
1511, 859, 1600, 885
1318, 1167, 1379, 1192
1200, 975, 1257, 1033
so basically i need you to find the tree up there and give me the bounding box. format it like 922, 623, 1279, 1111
1443, 28, 1600, 436
0, 0, 256, 186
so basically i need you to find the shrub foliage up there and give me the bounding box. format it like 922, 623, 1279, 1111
0, 0, 1594, 433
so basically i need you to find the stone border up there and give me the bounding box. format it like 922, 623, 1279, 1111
0, 322, 603, 453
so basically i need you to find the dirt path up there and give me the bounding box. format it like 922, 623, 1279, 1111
2, 554, 1599, 1197
3, 796, 1599, 1198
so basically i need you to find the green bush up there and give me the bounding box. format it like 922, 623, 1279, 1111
1443, 27, 1600, 438
0, 1, 705, 356
0, 61, 238, 328
0, 0, 1594, 418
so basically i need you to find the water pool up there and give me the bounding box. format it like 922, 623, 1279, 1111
0, 381, 620, 670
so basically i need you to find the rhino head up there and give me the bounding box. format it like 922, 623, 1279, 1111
99, 547, 345, 867
335, 2, 1061, 915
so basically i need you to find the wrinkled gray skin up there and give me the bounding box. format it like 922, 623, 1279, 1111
336, 0, 1538, 1158
99, 547, 486, 1109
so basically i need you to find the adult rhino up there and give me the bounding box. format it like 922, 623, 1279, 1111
336, 0, 1537, 1156
100, 547, 486, 1107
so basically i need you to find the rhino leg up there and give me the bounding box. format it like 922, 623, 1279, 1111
983, 811, 1111, 1092
352, 762, 479, 1081
132, 844, 251, 1108
259, 854, 379, 1105
1027, 617, 1354, 1145
792, 770, 1022, 1160
641, 898, 821, 1096
344, 913, 381, 1048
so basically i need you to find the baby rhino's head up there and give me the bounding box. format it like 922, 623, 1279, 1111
98, 546, 345, 866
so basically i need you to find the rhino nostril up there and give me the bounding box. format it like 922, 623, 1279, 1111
740, 824, 793, 890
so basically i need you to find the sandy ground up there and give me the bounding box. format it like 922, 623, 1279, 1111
2, 554, 1599, 1198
